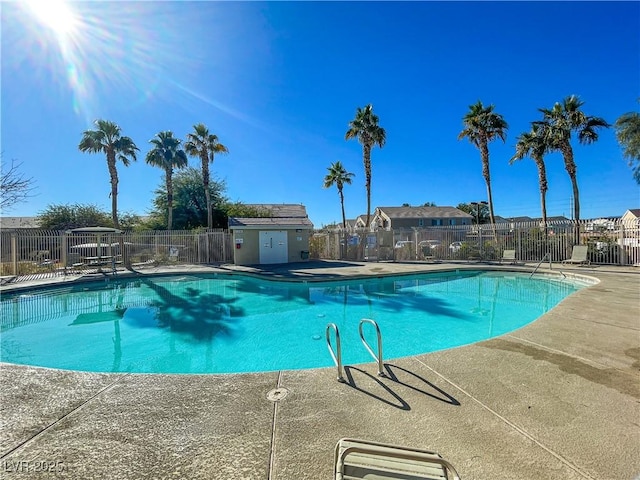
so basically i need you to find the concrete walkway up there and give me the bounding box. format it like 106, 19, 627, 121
1, 261, 639, 479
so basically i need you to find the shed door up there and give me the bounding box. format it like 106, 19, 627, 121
259, 231, 288, 264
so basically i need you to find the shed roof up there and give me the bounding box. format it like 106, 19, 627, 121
228, 203, 313, 229
228, 217, 313, 228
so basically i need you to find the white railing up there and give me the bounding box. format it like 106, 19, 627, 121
1, 218, 638, 283
1, 229, 235, 280
311, 218, 640, 266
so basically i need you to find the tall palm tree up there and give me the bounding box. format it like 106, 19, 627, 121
184, 123, 228, 229
536, 95, 608, 228
146, 131, 188, 230
458, 101, 508, 230
511, 124, 550, 231
78, 119, 138, 229
614, 107, 640, 184
323, 161, 355, 230
345, 104, 386, 229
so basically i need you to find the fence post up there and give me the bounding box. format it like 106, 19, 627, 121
11, 234, 17, 276
619, 224, 626, 265
206, 231, 210, 264
61, 232, 68, 273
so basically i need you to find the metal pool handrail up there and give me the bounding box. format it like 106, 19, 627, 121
530, 253, 550, 278
326, 323, 345, 382
359, 318, 384, 377
530, 252, 566, 279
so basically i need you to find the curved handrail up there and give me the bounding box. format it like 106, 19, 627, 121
359, 318, 384, 377
326, 323, 345, 382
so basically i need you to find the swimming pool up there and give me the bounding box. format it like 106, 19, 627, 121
0, 271, 588, 374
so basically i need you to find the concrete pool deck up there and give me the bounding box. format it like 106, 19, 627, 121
0, 261, 638, 479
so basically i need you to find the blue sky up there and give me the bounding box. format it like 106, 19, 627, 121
1, 1, 638, 227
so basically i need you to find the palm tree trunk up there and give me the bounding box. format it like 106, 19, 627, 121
107, 151, 119, 229
107, 151, 129, 267
339, 187, 346, 260
480, 141, 497, 240
362, 143, 373, 261
561, 143, 580, 243
534, 156, 548, 233
540, 190, 548, 232
166, 167, 173, 230
363, 143, 372, 228
201, 155, 211, 229
339, 187, 346, 230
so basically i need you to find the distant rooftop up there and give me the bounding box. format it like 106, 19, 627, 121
0, 216, 40, 229
377, 206, 473, 218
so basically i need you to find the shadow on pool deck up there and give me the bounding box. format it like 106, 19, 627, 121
1, 262, 639, 479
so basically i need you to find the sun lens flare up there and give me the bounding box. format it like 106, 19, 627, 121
25, 0, 78, 37
7, 1, 218, 124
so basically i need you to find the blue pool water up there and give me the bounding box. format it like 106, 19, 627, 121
0, 271, 587, 374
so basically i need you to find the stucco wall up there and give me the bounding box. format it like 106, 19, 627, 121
232, 228, 311, 265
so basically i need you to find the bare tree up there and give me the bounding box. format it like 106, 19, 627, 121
0, 158, 36, 210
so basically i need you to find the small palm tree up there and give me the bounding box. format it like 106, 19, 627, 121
184, 123, 228, 229
511, 124, 550, 231
323, 161, 354, 230
78, 119, 138, 229
345, 104, 386, 229
146, 131, 188, 229
614, 106, 640, 184
458, 101, 508, 229
536, 95, 608, 228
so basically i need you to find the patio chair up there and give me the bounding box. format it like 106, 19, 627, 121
562, 245, 590, 266
334, 438, 461, 480
0, 276, 16, 286
500, 249, 517, 265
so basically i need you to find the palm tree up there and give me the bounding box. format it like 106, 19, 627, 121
78, 119, 138, 229
323, 161, 354, 230
184, 123, 229, 229
511, 123, 550, 231
345, 104, 386, 229
614, 107, 640, 184
146, 131, 188, 229
536, 95, 609, 229
458, 101, 508, 230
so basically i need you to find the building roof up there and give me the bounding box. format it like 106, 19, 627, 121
625, 208, 640, 218
228, 217, 313, 228
228, 203, 313, 228
376, 206, 473, 219
508, 216, 534, 222
242, 203, 308, 218
0, 216, 40, 229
